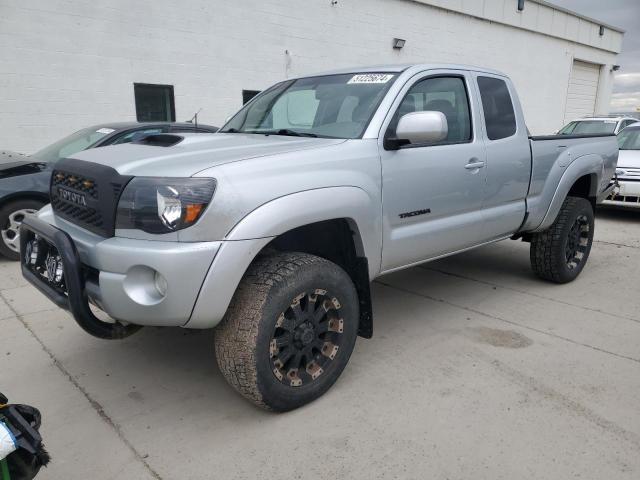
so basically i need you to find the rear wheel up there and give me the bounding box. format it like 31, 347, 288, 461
214, 252, 359, 411
0, 199, 45, 261
530, 196, 594, 283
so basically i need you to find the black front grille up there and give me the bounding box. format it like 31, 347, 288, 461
50, 159, 131, 237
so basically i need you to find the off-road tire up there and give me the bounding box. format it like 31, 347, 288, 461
530, 196, 594, 283
0, 199, 45, 261
214, 252, 359, 411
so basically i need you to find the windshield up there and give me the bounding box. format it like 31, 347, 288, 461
31, 126, 113, 162
558, 120, 617, 135
617, 128, 640, 150
220, 73, 398, 139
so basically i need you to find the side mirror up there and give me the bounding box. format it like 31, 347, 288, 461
387, 111, 448, 149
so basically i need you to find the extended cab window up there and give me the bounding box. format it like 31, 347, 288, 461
387, 76, 472, 145
477, 76, 516, 140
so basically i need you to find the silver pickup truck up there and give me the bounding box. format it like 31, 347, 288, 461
21, 64, 618, 411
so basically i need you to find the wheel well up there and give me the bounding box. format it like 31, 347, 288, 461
264, 219, 373, 338
568, 174, 597, 210
0, 192, 49, 209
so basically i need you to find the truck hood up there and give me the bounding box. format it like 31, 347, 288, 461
617, 150, 640, 169
0, 150, 30, 168
67, 133, 347, 176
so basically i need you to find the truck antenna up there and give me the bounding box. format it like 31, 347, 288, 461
189, 108, 202, 129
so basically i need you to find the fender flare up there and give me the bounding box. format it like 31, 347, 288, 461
187, 187, 381, 330
225, 186, 381, 277
534, 154, 602, 232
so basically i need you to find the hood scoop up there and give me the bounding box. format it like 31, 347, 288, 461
133, 133, 184, 147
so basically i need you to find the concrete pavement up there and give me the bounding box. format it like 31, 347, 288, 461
1, 207, 639, 479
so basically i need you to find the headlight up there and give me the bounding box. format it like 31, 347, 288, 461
116, 177, 216, 234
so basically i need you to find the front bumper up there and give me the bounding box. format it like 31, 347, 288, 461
20, 215, 222, 331
603, 180, 640, 208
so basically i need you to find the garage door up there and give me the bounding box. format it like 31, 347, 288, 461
564, 60, 601, 123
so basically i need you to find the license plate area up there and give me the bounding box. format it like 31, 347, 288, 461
23, 234, 68, 298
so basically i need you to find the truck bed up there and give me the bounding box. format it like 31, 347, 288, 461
520, 133, 619, 232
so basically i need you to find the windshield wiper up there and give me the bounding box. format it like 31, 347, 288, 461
256, 129, 318, 138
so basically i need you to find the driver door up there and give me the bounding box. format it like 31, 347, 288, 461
379, 71, 487, 271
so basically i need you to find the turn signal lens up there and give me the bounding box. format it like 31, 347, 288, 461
184, 204, 204, 223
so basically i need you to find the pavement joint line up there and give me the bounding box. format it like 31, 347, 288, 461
375, 280, 640, 365
0, 284, 37, 293
474, 351, 640, 450
419, 265, 640, 326
594, 239, 639, 250
0, 290, 164, 480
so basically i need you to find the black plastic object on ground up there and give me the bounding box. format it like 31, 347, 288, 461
0, 392, 50, 480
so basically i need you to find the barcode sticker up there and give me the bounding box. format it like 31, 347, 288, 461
96, 128, 115, 134
348, 74, 394, 84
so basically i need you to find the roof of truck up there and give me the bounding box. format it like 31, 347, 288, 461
301, 63, 507, 78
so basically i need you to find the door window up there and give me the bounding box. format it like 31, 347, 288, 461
477, 77, 517, 140
387, 76, 472, 145
620, 120, 635, 130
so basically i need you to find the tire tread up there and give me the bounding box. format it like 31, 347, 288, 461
530, 196, 592, 283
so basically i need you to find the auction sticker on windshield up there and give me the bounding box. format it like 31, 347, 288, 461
96, 128, 115, 134
348, 74, 394, 84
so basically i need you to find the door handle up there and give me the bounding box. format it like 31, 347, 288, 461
464, 160, 485, 170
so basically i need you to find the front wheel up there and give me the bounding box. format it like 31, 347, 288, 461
214, 252, 359, 411
0, 199, 45, 260
530, 196, 595, 283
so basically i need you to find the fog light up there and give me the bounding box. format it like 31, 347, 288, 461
154, 271, 168, 297
24, 238, 39, 265
45, 252, 64, 285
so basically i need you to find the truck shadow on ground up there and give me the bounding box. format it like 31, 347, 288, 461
596, 206, 640, 222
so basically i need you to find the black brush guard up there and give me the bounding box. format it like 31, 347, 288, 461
19, 216, 140, 339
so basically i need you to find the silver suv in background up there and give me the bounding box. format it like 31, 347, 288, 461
605, 123, 640, 208
558, 115, 638, 136
20, 64, 618, 411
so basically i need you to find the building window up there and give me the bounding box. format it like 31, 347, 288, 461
134, 83, 176, 122
242, 90, 261, 104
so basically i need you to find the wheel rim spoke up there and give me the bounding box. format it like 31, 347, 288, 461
276, 346, 295, 367
565, 214, 590, 269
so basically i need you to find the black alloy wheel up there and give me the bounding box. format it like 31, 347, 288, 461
269, 289, 345, 387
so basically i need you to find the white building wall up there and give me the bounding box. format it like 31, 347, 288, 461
0, 0, 621, 152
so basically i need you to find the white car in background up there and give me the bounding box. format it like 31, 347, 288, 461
605, 123, 640, 208
558, 115, 638, 136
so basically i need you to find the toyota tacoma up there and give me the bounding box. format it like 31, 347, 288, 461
20, 64, 618, 411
